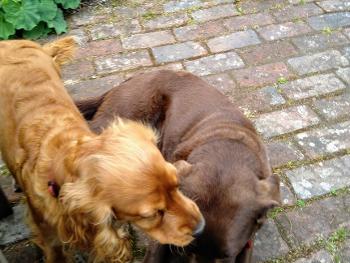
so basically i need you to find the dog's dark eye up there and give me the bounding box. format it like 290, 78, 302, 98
158, 209, 165, 217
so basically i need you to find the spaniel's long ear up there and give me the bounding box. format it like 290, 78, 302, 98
43, 37, 76, 66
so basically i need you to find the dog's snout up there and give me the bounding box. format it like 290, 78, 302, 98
193, 217, 205, 237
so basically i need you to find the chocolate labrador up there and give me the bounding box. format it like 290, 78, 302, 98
75, 70, 281, 263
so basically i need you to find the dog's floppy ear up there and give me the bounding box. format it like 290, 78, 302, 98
173, 160, 192, 178
42, 37, 76, 66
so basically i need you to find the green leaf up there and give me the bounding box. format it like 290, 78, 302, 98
47, 8, 66, 34
0, 11, 15, 39
3, 0, 41, 31
38, 0, 57, 21
22, 21, 51, 39
54, 0, 79, 9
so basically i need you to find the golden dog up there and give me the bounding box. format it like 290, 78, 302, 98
0, 38, 204, 263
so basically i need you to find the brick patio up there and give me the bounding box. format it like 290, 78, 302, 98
1, 0, 350, 262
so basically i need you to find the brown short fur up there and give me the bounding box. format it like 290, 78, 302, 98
0, 41, 203, 263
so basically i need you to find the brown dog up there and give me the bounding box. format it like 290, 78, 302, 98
76, 70, 281, 262
0, 41, 204, 263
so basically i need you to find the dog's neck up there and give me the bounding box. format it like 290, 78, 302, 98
48, 130, 94, 187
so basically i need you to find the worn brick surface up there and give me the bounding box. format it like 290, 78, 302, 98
76, 39, 123, 59
254, 106, 320, 138
185, 51, 244, 76
280, 182, 297, 205
279, 73, 346, 100
233, 62, 293, 88
204, 73, 236, 95
89, 20, 141, 40
67, 74, 125, 100
236, 86, 286, 112
143, 13, 188, 30
317, 0, 350, 12
287, 155, 350, 199
257, 22, 312, 41
253, 220, 289, 262
95, 51, 152, 74
345, 27, 350, 39
307, 12, 350, 30
336, 67, 350, 84
295, 121, 350, 158
238, 41, 298, 65
313, 93, 350, 120
266, 141, 304, 168
276, 195, 350, 246
174, 20, 226, 41
122, 31, 175, 49
223, 12, 275, 32
288, 50, 349, 75
62, 60, 95, 83
273, 3, 324, 22
292, 32, 349, 52
294, 250, 333, 263
164, 0, 202, 12
191, 4, 239, 22
207, 30, 260, 53
340, 239, 350, 262
152, 41, 207, 63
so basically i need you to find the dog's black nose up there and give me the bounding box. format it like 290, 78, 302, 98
193, 217, 205, 237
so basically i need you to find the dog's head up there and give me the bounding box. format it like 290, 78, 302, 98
58, 119, 204, 249
177, 142, 280, 261
0, 37, 75, 70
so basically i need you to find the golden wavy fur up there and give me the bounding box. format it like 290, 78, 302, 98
0, 38, 204, 263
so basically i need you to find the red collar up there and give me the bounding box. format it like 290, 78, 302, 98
48, 180, 60, 198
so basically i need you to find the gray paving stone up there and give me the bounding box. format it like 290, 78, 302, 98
174, 20, 226, 41
343, 46, 350, 60
143, 13, 188, 30
0, 205, 31, 245
89, 20, 141, 41
67, 74, 125, 100
69, 8, 109, 27
163, 0, 202, 12
336, 67, 350, 84
223, 12, 275, 32
236, 86, 286, 113
254, 106, 320, 138
340, 239, 350, 262
191, 4, 239, 22
207, 30, 261, 53
276, 195, 350, 246
204, 73, 236, 95
291, 32, 349, 52
266, 141, 304, 168
184, 51, 244, 76
279, 73, 346, 100
294, 250, 333, 263
345, 27, 350, 39
317, 0, 350, 12
314, 92, 350, 120
288, 50, 349, 75
252, 220, 289, 262
307, 12, 350, 30
152, 41, 207, 64
287, 155, 350, 199
122, 31, 175, 49
280, 182, 297, 206
295, 121, 350, 158
95, 51, 152, 74
273, 3, 324, 22
257, 22, 312, 41
288, 0, 314, 3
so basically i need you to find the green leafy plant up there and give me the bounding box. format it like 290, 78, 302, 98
0, 0, 80, 40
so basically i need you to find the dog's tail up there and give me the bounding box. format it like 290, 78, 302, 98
75, 94, 106, 120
